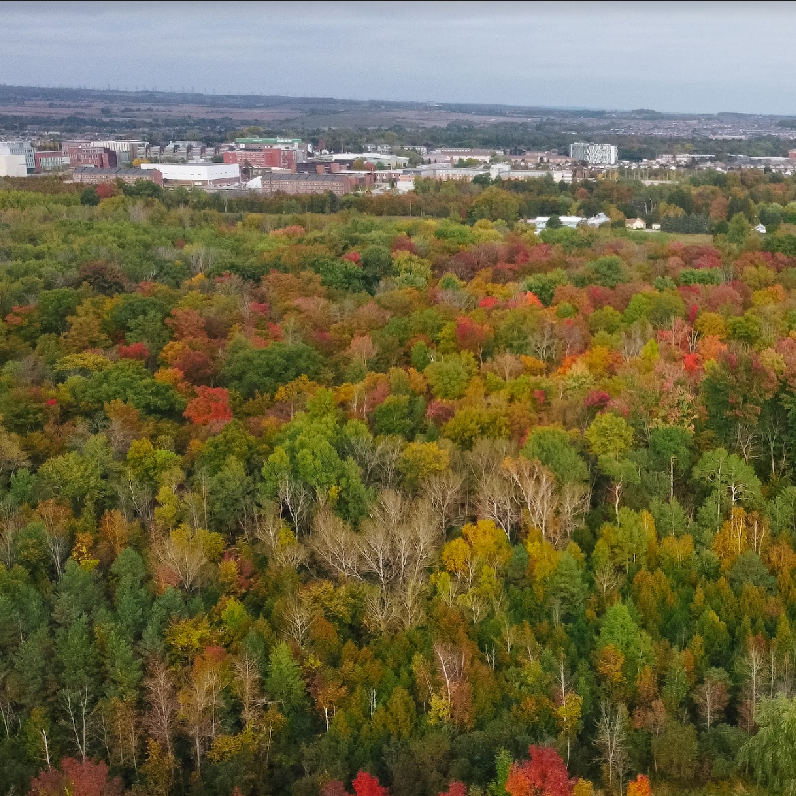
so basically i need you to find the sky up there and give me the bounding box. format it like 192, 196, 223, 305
1, 1, 795, 115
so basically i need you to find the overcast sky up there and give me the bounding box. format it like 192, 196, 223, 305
1, 1, 794, 115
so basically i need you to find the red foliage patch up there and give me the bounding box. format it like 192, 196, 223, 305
184, 386, 233, 430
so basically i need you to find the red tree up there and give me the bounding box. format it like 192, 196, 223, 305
118, 341, 149, 360
505, 746, 573, 796
28, 758, 122, 796
352, 771, 390, 796
455, 316, 492, 355
184, 386, 233, 430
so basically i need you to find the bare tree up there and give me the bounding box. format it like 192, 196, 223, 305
693, 674, 729, 731
36, 499, 71, 578
422, 470, 465, 532
151, 526, 208, 592
144, 658, 178, 758
503, 456, 557, 540
62, 686, 93, 761
309, 508, 362, 580
281, 596, 316, 647
254, 500, 307, 569
434, 642, 466, 705
233, 654, 263, 730
595, 700, 629, 794
178, 658, 226, 775
475, 470, 519, 540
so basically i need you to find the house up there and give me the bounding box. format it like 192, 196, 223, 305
625, 218, 647, 230
755, 224, 767, 234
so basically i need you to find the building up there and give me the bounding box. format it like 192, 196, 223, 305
34, 151, 70, 173
570, 142, 618, 165
157, 141, 206, 162
325, 153, 410, 169
625, 218, 647, 230
246, 172, 374, 196
790, 150, 796, 160
528, 216, 586, 231
235, 137, 310, 163
68, 146, 118, 169
72, 167, 163, 186
223, 149, 296, 171
0, 141, 35, 173
90, 140, 148, 166
426, 148, 497, 164
0, 154, 28, 177
139, 162, 240, 186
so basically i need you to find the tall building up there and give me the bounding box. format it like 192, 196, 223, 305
569, 142, 618, 165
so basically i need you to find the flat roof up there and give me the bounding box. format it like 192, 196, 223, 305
259, 173, 351, 181
73, 167, 156, 176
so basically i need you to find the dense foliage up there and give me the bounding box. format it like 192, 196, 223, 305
5, 173, 796, 796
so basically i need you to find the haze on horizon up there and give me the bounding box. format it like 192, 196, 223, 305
2, 0, 795, 117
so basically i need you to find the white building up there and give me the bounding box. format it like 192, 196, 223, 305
330, 153, 410, 168
569, 142, 618, 165
0, 154, 28, 177
139, 162, 240, 186
0, 141, 34, 172
625, 218, 647, 230
528, 216, 585, 231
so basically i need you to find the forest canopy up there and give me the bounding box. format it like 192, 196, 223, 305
3, 171, 796, 796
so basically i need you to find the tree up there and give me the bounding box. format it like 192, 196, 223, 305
353, 771, 390, 796
739, 696, 796, 795
650, 719, 697, 781
595, 701, 629, 794
222, 340, 323, 398
184, 387, 233, 431
79, 187, 100, 206
27, 757, 123, 796
505, 746, 573, 796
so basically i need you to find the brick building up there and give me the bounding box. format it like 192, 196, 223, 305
223, 149, 297, 171
72, 167, 163, 186
34, 151, 70, 173
247, 172, 373, 196
68, 146, 118, 169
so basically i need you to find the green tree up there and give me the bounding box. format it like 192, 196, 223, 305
739, 696, 796, 795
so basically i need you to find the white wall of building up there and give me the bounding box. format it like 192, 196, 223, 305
140, 162, 240, 183
0, 154, 29, 177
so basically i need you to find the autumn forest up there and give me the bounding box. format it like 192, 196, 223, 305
5, 171, 796, 796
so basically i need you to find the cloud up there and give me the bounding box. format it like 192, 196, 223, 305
1, 2, 794, 114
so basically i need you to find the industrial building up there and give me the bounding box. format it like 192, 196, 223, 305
139, 162, 240, 186
569, 142, 618, 165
